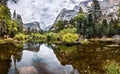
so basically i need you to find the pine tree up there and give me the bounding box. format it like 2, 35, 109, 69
102, 19, 108, 36
92, 0, 101, 36
0, 0, 8, 5
13, 10, 16, 19
17, 14, 22, 22
86, 13, 94, 38
16, 14, 23, 32
93, 0, 101, 20
78, 7, 83, 13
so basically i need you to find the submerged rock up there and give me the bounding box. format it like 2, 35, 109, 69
18, 66, 38, 74
112, 35, 120, 44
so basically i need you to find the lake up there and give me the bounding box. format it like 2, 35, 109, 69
0, 42, 120, 74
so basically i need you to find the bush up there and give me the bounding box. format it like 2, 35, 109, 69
59, 28, 77, 36
62, 33, 79, 43
27, 33, 46, 43
33, 33, 46, 40
107, 62, 120, 74
14, 33, 28, 41
44, 32, 59, 42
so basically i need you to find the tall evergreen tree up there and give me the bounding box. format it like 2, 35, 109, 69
93, 0, 101, 20
102, 19, 108, 36
86, 13, 94, 38
74, 13, 87, 37
17, 14, 22, 22
13, 10, 16, 19
0, 0, 8, 5
14, 14, 23, 33
92, 0, 101, 36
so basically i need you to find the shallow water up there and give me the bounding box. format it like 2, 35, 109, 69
0, 42, 120, 74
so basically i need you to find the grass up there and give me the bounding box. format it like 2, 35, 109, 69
105, 61, 120, 74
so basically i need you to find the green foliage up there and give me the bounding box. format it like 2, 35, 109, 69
107, 62, 120, 74
69, 19, 76, 27
33, 33, 46, 40
0, 4, 22, 38
53, 20, 67, 32
14, 33, 28, 41
31, 33, 46, 42
26, 28, 78, 43
93, 0, 101, 10
93, 0, 101, 19
74, 13, 87, 35
45, 32, 59, 42
0, 4, 11, 20
62, 33, 79, 43
7, 20, 18, 32
74, 13, 87, 22
118, 23, 120, 27
101, 19, 108, 36
59, 28, 77, 35
0, 0, 8, 5
86, 27, 94, 38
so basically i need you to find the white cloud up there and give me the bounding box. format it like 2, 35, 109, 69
7, 0, 84, 29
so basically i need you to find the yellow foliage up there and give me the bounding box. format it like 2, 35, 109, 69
62, 33, 79, 43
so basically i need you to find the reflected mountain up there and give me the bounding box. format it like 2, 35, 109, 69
0, 43, 79, 74
23, 43, 40, 52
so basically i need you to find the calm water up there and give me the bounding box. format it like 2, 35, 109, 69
0, 42, 120, 74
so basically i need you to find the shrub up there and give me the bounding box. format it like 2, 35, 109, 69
59, 28, 77, 36
33, 33, 46, 40
45, 32, 59, 42
62, 33, 79, 43
14, 33, 27, 41
107, 62, 120, 74
28, 33, 46, 42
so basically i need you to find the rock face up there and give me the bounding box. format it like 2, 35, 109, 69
44, 25, 53, 31
54, 0, 120, 24
54, 8, 77, 23
99, 0, 120, 18
54, 0, 93, 23
77, 0, 93, 13
24, 21, 41, 31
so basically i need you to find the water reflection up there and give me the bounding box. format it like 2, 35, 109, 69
1, 42, 119, 74
0, 43, 22, 74
6, 43, 78, 74
53, 43, 120, 74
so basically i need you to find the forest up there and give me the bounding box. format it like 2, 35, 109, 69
0, 0, 120, 74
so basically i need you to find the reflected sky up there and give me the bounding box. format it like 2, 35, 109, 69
8, 44, 78, 74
